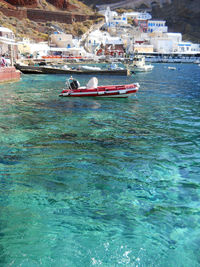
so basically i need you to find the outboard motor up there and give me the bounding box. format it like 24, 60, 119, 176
70, 79, 80, 90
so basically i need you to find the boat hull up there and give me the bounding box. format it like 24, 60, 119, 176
130, 65, 154, 73
15, 64, 128, 76
59, 84, 139, 98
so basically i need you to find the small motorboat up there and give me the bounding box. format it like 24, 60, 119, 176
168, 66, 176, 70
59, 77, 140, 98
129, 55, 154, 72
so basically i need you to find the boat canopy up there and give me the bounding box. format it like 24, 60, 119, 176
86, 77, 98, 88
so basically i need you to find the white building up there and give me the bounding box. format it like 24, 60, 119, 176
49, 33, 74, 48
99, 6, 117, 25
85, 30, 111, 53
105, 37, 124, 46
0, 26, 16, 55
17, 38, 50, 58
0, 27, 15, 41
149, 31, 200, 54
124, 12, 152, 21
190, 43, 200, 53
148, 20, 168, 33
29, 42, 50, 58
166, 33, 182, 43
109, 15, 127, 27
0, 26, 18, 63
133, 43, 154, 54
165, 32, 182, 52
177, 42, 200, 53
99, 6, 127, 27
151, 38, 173, 53
48, 47, 95, 59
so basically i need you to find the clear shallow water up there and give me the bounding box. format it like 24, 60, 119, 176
0, 63, 200, 266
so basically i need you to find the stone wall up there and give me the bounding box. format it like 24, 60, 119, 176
0, 7, 100, 24
26, 9, 98, 23
27, 9, 73, 23
0, 7, 27, 20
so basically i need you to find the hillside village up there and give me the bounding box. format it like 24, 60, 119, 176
0, 5, 200, 64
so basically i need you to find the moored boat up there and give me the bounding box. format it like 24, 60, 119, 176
59, 77, 140, 98
129, 55, 154, 72
15, 64, 128, 76
168, 66, 176, 70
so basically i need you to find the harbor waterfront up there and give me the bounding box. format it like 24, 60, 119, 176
0, 63, 200, 266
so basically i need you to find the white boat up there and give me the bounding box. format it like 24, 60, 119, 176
168, 66, 176, 70
129, 55, 154, 72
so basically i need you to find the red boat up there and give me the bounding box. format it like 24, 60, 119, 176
59, 77, 140, 98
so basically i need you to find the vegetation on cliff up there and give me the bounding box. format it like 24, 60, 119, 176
1, 0, 94, 13
1, 0, 199, 42
0, 0, 101, 41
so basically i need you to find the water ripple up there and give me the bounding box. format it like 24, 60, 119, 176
0, 64, 200, 266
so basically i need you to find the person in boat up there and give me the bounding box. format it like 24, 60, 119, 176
68, 77, 80, 90
0, 55, 7, 67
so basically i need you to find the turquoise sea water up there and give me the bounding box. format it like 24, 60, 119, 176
0, 63, 200, 266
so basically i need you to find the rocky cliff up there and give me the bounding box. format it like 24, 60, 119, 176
0, 0, 100, 41
151, 0, 200, 42
3, 0, 38, 7
3, 0, 88, 11
47, 0, 68, 9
